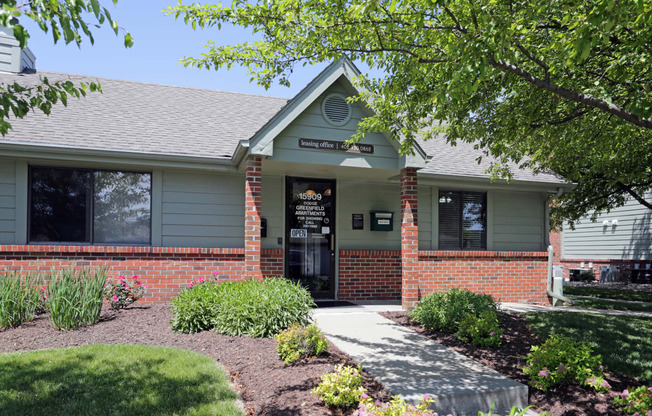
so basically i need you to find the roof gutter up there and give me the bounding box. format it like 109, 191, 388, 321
0, 142, 240, 172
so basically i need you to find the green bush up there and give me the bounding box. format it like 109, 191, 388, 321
47, 267, 107, 331
409, 288, 497, 332
523, 334, 609, 392
614, 386, 652, 415
0, 272, 41, 328
213, 278, 315, 337
456, 310, 503, 347
276, 323, 329, 364
170, 281, 225, 334
170, 277, 315, 337
312, 364, 366, 409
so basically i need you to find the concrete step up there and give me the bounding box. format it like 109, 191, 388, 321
313, 308, 528, 416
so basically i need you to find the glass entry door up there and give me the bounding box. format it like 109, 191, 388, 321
286, 177, 335, 299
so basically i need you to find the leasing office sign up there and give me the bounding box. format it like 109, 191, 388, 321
298, 138, 374, 154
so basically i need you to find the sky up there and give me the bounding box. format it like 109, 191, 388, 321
21, 1, 336, 98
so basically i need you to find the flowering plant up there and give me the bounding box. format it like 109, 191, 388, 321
353, 394, 437, 416
104, 275, 148, 310
312, 364, 366, 409
276, 323, 329, 364
455, 310, 503, 347
613, 386, 652, 415
523, 334, 609, 392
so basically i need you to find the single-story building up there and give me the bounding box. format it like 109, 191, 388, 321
551, 191, 652, 282
0, 31, 569, 308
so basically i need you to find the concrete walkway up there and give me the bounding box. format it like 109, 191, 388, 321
500, 301, 652, 318
313, 305, 528, 416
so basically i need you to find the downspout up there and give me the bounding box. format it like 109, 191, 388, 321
547, 245, 576, 305
546, 187, 577, 305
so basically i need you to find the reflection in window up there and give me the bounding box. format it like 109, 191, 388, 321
439, 191, 487, 250
29, 167, 151, 244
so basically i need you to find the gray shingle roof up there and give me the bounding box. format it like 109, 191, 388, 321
0, 70, 289, 158
417, 134, 565, 183
0, 69, 565, 184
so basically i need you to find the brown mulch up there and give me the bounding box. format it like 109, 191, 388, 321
380, 311, 644, 416
0, 305, 390, 416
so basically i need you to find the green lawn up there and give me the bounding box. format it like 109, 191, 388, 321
564, 285, 652, 303
569, 296, 652, 313
0, 344, 243, 416
526, 312, 652, 383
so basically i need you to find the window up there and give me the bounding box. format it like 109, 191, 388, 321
439, 190, 487, 250
29, 167, 151, 244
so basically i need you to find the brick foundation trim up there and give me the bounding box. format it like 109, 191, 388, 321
0, 245, 284, 303
338, 250, 402, 301
557, 258, 652, 280
417, 250, 550, 305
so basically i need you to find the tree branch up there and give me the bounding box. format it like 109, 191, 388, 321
488, 56, 652, 129
617, 182, 652, 210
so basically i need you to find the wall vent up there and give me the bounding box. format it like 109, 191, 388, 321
321, 93, 351, 126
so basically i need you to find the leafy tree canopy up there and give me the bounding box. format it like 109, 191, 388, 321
169, 0, 652, 228
0, 0, 131, 135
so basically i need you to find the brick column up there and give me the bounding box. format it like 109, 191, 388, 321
244, 156, 263, 279
401, 167, 419, 310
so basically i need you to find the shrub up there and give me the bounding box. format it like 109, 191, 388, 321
170, 277, 315, 337
456, 310, 503, 347
170, 279, 224, 334
312, 364, 366, 409
212, 278, 315, 338
613, 386, 652, 415
409, 288, 497, 333
104, 274, 148, 310
0, 272, 41, 328
523, 334, 609, 392
47, 267, 107, 331
353, 394, 435, 416
276, 323, 329, 364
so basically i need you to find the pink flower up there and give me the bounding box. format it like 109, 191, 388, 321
144, 285, 149, 289
199, 277, 205, 283
212, 271, 218, 277
621, 389, 629, 398
557, 364, 568, 372
112, 295, 118, 302
43, 294, 48, 299
489, 331, 495, 336
538, 369, 551, 377
361, 393, 369, 399
118, 275, 125, 280
40, 286, 46, 292
600, 380, 610, 388
188, 282, 194, 288
423, 394, 431, 401
132, 275, 138, 280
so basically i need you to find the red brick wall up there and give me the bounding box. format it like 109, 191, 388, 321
338, 250, 402, 301
550, 230, 561, 263
244, 156, 263, 278
400, 167, 419, 309
0, 245, 283, 303
417, 251, 551, 304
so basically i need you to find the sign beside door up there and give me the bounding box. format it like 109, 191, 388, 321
286, 177, 336, 299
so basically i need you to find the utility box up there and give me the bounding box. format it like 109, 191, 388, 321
552, 277, 564, 307
370, 211, 393, 231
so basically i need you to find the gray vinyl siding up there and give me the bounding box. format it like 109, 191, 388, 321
562, 192, 652, 260
418, 185, 432, 250
492, 191, 546, 252
0, 159, 15, 244
270, 81, 399, 170
337, 181, 400, 250
161, 170, 244, 248
261, 175, 284, 249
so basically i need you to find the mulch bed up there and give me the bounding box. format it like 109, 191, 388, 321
0, 304, 390, 416
380, 311, 644, 416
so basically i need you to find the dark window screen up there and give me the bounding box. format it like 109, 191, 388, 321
29, 168, 91, 243
29, 167, 151, 244
439, 190, 487, 250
